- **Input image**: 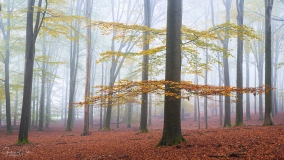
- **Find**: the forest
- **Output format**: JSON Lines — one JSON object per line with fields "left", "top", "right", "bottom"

{"left": 0, "top": 0, "right": 284, "bottom": 159}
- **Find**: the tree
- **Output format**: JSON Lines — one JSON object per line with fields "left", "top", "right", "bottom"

{"left": 222, "top": 0, "right": 232, "bottom": 127}
{"left": 263, "top": 0, "right": 273, "bottom": 126}
{"left": 157, "top": 0, "right": 185, "bottom": 146}
{"left": 82, "top": 0, "right": 92, "bottom": 136}
{"left": 235, "top": 0, "right": 244, "bottom": 126}
{"left": 38, "top": 34, "right": 47, "bottom": 131}
{"left": 140, "top": 0, "right": 151, "bottom": 133}
{"left": 245, "top": 43, "right": 251, "bottom": 120}
{"left": 66, "top": 0, "right": 82, "bottom": 132}
{"left": 18, "top": 0, "right": 47, "bottom": 144}
{"left": 0, "top": 0, "right": 13, "bottom": 134}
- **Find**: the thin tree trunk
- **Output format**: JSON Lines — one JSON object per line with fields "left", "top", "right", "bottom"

{"left": 140, "top": 0, "right": 151, "bottom": 133}
{"left": 13, "top": 90, "right": 19, "bottom": 126}
{"left": 66, "top": 0, "right": 81, "bottom": 131}
{"left": 148, "top": 94, "right": 152, "bottom": 126}
{"left": 127, "top": 102, "right": 132, "bottom": 128}
{"left": 0, "top": 0, "right": 13, "bottom": 134}
{"left": 246, "top": 50, "right": 251, "bottom": 120}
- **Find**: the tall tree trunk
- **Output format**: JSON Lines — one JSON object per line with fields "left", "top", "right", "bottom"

{"left": 235, "top": 0, "right": 244, "bottom": 126}
{"left": 66, "top": 0, "right": 81, "bottom": 131}
{"left": 1, "top": 0, "right": 12, "bottom": 134}
{"left": 223, "top": 0, "right": 232, "bottom": 127}
{"left": 39, "top": 35, "right": 47, "bottom": 131}
{"left": 204, "top": 50, "right": 208, "bottom": 129}
{"left": 140, "top": 0, "right": 151, "bottom": 133}
{"left": 18, "top": 0, "right": 46, "bottom": 144}
{"left": 211, "top": 0, "right": 224, "bottom": 127}
{"left": 264, "top": 0, "right": 273, "bottom": 126}
{"left": 82, "top": 0, "right": 92, "bottom": 136}
{"left": 157, "top": 0, "right": 184, "bottom": 146}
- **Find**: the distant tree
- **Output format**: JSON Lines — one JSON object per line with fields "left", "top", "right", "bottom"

{"left": 18, "top": 0, "right": 47, "bottom": 144}
{"left": 264, "top": 0, "right": 273, "bottom": 126}
{"left": 140, "top": 0, "right": 151, "bottom": 133}
{"left": 157, "top": 0, "right": 185, "bottom": 146}
{"left": 82, "top": 0, "right": 92, "bottom": 136}
{"left": 66, "top": 0, "right": 82, "bottom": 132}
{"left": 235, "top": 0, "right": 244, "bottom": 126}
{"left": 245, "top": 43, "right": 251, "bottom": 120}
{"left": 38, "top": 34, "right": 47, "bottom": 131}
{"left": 0, "top": 0, "right": 13, "bottom": 134}
{"left": 127, "top": 102, "right": 132, "bottom": 128}
{"left": 222, "top": 0, "right": 232, "bottom": 127}
{"left": 210, "top": 0, "right": 224, "bottom": 126}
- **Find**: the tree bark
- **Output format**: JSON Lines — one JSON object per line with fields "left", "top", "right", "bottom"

{"left": 18, "top": 0, "right": 46, "bottom": 144}
{"left": 82, "top": 0, "right": 92, "bottom": 136}
{"left": 245, "top": 48, "right": 251, "bottom": 120}
{"left": 1, "top": 0, "right": 12, "bottom": 134}
{"left": 140, "top": 0, "right": 151, "bottom": 133}
{"left": 235, "top": 0, "right": 244, "bottom": 126}
{"left": 66, "top": 0, "right": 81, "bottom": 132}
{"left": 157, "top": 0, "right": 185, "bottom": 146}
{"left": 264, "top": 0, "right": 274, "bottom": 126}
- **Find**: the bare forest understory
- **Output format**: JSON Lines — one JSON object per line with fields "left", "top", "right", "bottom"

{"left": 1, "top": 112, "right": 284, "bottom": 159}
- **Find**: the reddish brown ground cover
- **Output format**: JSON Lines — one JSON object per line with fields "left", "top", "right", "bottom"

{"left": 1, "top": 113, "right": 284, "bottom": 159}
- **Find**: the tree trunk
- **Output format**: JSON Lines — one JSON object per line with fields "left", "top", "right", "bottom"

{"left": 140, "top": 0, "right": 151, "bottom": 133}
{"left": 18, "top": 0, "right": 46, "bottom": 144}
{"left": 39, "top": 36, "right": 46, "bottom": 131}
{"left": 157, "top": 0, "right": 184, "bottom": 146}
{"left": 127, "top": 102, "right": 132, "bottom": 128}
{"left": 235, "top": 0, "right": 244, "bottom": 126}
{"left": 82, "top": 0, "right": 92, "bottom": 136}
{"left": 36, "top": 76, "right": 39, "bottom": 127}
{"left": 66, "top": 0, "right": 81, "bottom": 131}
{"left": 263, "top": 0, "right": 273, "bottom": 126}
{"left": 100, "top": 62, "right": 104, "bottom": 129}
{"left": 245, "top": 49, "right": 251, "bottom": 120}
{"left": 0, "top": 0, "right": 13, "bottom": 134}
{"left": 148, "top": 94, "right": 152, "bottom": 126}
{"left": 223, "top": 0, "right": 232, "bottom": 127}
{"left": 64, "top": 66, "right": 69, "bottom": 126}
{"left": 13, "top": 90, "right": 19, "bottom": 126}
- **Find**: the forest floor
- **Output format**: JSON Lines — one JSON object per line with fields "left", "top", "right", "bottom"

{"left": 1, "top": 112, "right": 284, "bottom": 159}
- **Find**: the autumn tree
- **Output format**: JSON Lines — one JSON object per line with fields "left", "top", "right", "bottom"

{"left": 157, "top": 0, "right": 185, "bottom": 146}
{"left": 82, "top": 0, "right": 92, "bottom": 136}
{"left": 140, "top": 0, "right": 151, "bottom": 133}
{"left": 66, "top": 0, "right": 82, "bottom": 132}
{"left": 235, "top": 0, "right": 244, "bottom": 126}
{"left": 263, "top": 0, "right": 273, "bottom": 126}
{"left": 18, "top": 0, "right": 47, "bottom": 144}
